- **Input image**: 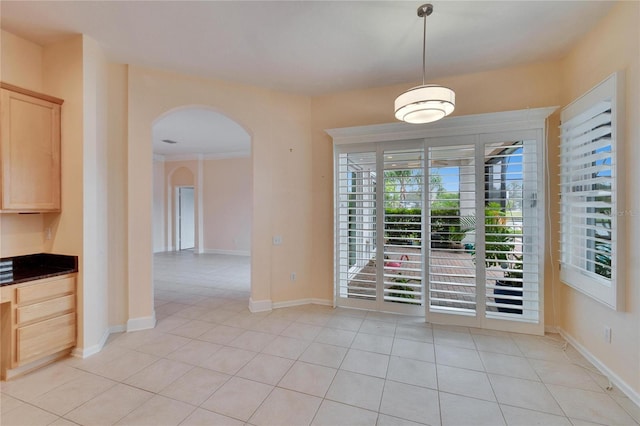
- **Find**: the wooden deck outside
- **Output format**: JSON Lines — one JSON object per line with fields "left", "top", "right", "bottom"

{"left": 347, "top": 246, "right": 503, "bottom": 310}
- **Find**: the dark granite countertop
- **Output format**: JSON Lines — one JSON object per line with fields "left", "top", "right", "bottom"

{"left": 0, "top": 253, "right": 78, "bottom": 286}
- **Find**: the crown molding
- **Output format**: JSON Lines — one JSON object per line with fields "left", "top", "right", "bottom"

{"left": 326, "top": 107, "right": 558, "bottom": 145}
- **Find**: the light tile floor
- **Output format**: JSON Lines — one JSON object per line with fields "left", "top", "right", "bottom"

{"left": 2, "top": 251, "right": 639, "bottom": 426}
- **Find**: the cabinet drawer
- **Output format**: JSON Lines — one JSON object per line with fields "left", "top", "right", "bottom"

{"left": 16, "top": 313, "right": 76, "bottom": 365}
{"left": 16, "top": 276, "right": 74, "bottom": 305}
{"left": 1, "top": 286, "right": 14, "bottom": 303}
{"left": 16, "top": 294, "right": 75, "bottom": 325}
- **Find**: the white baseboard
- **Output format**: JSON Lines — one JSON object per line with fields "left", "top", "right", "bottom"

{"left": 109, "top": 324, "right": 126, "bottom": 334}
{"left": 127, "top": 313, "right": 157, "bottom": 332}
{"left": 68, "top": 317, "right": 155, "bottom": 360}
{"left": 558, "top": 327, "right": 640, "bottom": 408}
{"left": 311, "top": 298, "right": 333, "bottom": 306}
{"left": 249, "top": 298, "right": 273, "bottom": 313}
{"left": 272, "top": 298, "right": 333, "bottom": 309}
{"left": 71, "top": 327, "right": 110, "bottom": 358}
{"left": 202, "top": 249, "right": 250, "bottom": 256}
{"left": 249, "top": 298, "right": 333, "bottom": 312}
{"left": 71, "top": 324, "right": 127, "bottom": 358}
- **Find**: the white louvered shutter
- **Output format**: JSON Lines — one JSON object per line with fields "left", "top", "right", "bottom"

{"left": 560, "top": 73, "right": 622, "bottom": 309}
{"left": 336, "top": 151, "right": 377, "bottom": 302}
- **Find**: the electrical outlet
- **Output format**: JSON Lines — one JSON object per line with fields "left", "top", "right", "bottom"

{"left": 290, "top": 272, "right": 296, "bottom": 281}
{"left": 45, "top": 227, "right": 52, "bottom": 240}
{"left": 273, "top": 235, "right": 283, "bottom": 245}
{"left": 604, "top": 326, "right": 612, "bottom": 343}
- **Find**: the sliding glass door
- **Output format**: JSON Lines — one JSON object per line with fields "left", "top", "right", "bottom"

{"left": 335, "top": 142, "right": 425, "bottom": 315}
{"left": 334, "top": 129, "right": 544, "bottom": 333}
{"left": 426, "top": 139, "right": 477, "bottom": 316}
{"left": 381, "top": 147, "right": 425, "bottom": 314}
{"left": 425, "top": 132, "right": 543, "bottom": 334}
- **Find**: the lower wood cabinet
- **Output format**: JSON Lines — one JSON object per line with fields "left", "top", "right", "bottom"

{"left": 17, "top": 313, "right": 76, "bottom": 365}
{"left": 0, "top": 273, "right": 77, "bottom": 379}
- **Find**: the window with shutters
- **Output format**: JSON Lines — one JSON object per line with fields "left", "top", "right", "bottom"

{"left": 560, "top": 72, "right": 624, "bottom": 310}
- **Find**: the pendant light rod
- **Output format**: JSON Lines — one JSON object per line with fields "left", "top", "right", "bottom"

{"left": 418, "top": 4, "right": 433, "bottom": 86}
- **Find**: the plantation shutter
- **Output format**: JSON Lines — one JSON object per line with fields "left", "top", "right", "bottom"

{"left": 382, "top": 148, "right": 425, "bottom": 307}
{"left": 483, "top": 140, "right": 540, "bottom": 322}
{"left": 559, "top": 73, "right": 621, "bottom": 310}
{"left": 335, "top": 150, "right": 377, "bottom": 303}
{"left": 427, "top": 144, "right": 477, "bottom": 315}
{"left": 330, "top": 106, "right": 553, "bottom": 333}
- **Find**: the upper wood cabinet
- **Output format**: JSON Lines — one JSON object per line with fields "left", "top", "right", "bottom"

{"left": 0, "top": 83, "right": 63, "bottom": 212}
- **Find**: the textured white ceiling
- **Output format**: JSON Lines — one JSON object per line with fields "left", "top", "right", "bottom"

{"left": 1, "top": 1, "right": 614, "bottom": 155}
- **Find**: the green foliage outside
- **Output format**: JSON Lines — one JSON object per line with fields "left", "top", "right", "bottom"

{"left": 430, "top": 193, "right": 464, "bottom": 243}
{"left": 384, "top": 205, "right": 464, "bottom": 245}
{"left": 385, "top": 207, "right": 421, "bottom": 245}
{"left": 480, "top": 202, "right": 520, "bottom": 269}
{"left": 387, "top": 284, "right": 417, "bottom": 303}
{"left": 594, "top": 242, "right": 611, "bottom": 279}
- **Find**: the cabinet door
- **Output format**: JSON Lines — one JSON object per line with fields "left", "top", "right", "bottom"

{"left": 16, "top": 313, "right": 76, "bottom": 365}
{"left": 0, "top": 88, "right": 61, "bottom": 211}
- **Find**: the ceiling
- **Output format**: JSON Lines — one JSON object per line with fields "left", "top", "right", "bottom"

{"left": 1, "top": 1, "right": 614, "bottom": 156}
{"left": 152, "top": 108, "right": 250, "bottom": 158}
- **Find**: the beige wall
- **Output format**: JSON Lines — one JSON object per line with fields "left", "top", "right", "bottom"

{"left": 170, "top": 164, "right": 196, "bottom": 186}
{"left": 41, "top": 36, "right": 84, "bottom": 258}
{"left": 558, "top": 1, "right": 640, "bottom": 396}
{"left": 40, "top": 36, "right": 86, "bottom": 347}
{"left": 107, "top": 63, "right": 129, "bottom": 328}
{"left": 79, "top": 36, "right": 110, "bottom": 350}
{"left": 1, "top": 30, "right": 43, "bottom": 90}
{"left": 0, "top": 215, "right": 45, "bottom": 257}
{"left": 153, "top": 158, "right": 165, "bottom": 253}
{"left": 41, "top": 35, "right": 111, "bottom": 352}
{"left": 154, "top": 157, "right": 251, "bottom": 255}
{"left": 202, "top": 157, "right": 251, "bottom": 254}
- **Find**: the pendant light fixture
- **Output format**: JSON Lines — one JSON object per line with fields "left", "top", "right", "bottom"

{"left": 394, "top": 4, "right": 455, "bottom": 124}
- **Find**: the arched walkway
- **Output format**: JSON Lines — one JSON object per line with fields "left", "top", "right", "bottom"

{"left": 151, "top": 106, "right": 253, "bottom": 309}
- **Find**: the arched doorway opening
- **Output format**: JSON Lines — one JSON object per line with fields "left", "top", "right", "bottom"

{"left": 151, "top": 106, "right": 252, "bottom": 311}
